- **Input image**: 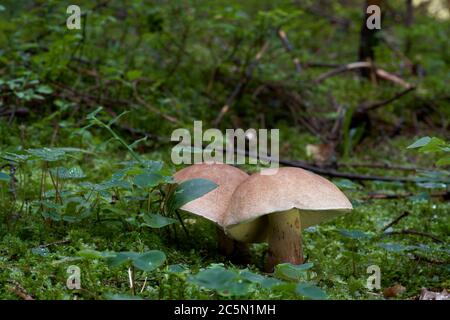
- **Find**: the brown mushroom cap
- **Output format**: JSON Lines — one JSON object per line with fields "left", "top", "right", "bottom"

{"left": 173, "top": 162, "right": 249, "bottom": 225}
{"left": 223, "top": 167, "right": 353, "bottom": 242}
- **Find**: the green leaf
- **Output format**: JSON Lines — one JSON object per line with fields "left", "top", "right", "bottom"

{"left": 0, "top": 172, "right": 10, "bottom": 182}
{"left": 133, "top": 173, "right": 163, "bottom": 188}
{"left": 32, "top": 247, "right": 50, "bottom": 257}
{"left": 78, "top": 249, "right": 116, "bottom": 260}
{"left": 126, "top": 70, "right": 143, "bottom": 81}
{"left": 52, "top": 167, "right": 86, "bottom": 179}
{"left": 36, "top": 85, "right": 53, "bottom": 94}
{"left": 41, "top": 211, "right": 62, "bottom": 221}
{"left": 27, "top": 148, "right": 66, "bottom": 162}
{"left": 407, "top": 136, "right": 431, "bottom": 149}
{"left": 378, "top": 242, "right": 414, "bottom": 252}
{"left": 436, "top": 156, "right": 450, "bottom": 167}
{"left": 239, "top": 270, "right": 283, "bottom": 289}
{"left": 339, "top": 229, "right": 372, "bottom": 240}
{"left": 133, "top": 250, "right": 166, "bottom": 272}
{"left": 142, "top": 214, "right": 177, "bottom": 228}
{"left": 296, "top": 282, "right": 328, "bottom": 300}
{"left": 168, "top": 264, "right": 189, "bottom": 273}
{"left": 275, "top": 263, "right": 314, "bottom": 281}
{"left": 333, "top": 179, "right": 361, "bottom": 190}
{"left": 171, "top": 178, "right": 218, "bottom": 210}
{"left": 104, "top": 293, "right": 144, "bottom": 300}
{"left": 189, "top": 267, "right": 236, "bottom": 289}
{"left": 188, "top": 266, "right": 246, "bottom": 295}
{"left": 107, "top": 252, "right": 140, "bottom": 268}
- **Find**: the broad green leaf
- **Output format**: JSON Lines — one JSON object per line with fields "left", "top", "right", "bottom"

{"left": 189, "top": 266, "right": 237, "bottom": 291}
{"left": 171, "top": 178, "right": 218, "bottom": 210}
{"left": 0, "top": 172, "right": 10, "bottom": 182}
{"left": 27, "top": 148, "right": 66, "bottom": 162}
{"left": 436, "top": 157, "right": 450, "bottom": 166}
{"left": 133, "top": 250, "right": 166, "bottom": 272}
{"left": 407, "top": 136, "right": 431, "bottom": 149}
{"left": 275, "top": 263, "right": 314, "bottom": 281}
{"left": 107, "top": 251, "right": 140, "bottom": 268}
{"left": 339, "top": 229, "right": 372, "bottom": 240}
{"left": 41, "top": 211, "right": 61, "bottom": 221}
{"left": 32, "top": 247, "right": 50, "bottom": 257}
{"left": 333, "top": 179, "right": 361, "bottom": 190}
{"left": 168, "top": 264, "right": 189, "bottom": 273}
{"left": 296, "top": 282, "right": 328, "bottom": 300}
{"left": 78, "top": 249, "right": 116, "bottom": 260}
{"left": 36, "top": 85, "right": 53, "bottom": 94}
{"left": 239, "top": 270, "right": 283, "bottom": 289}
{"left": 133, "top": 173, "right": 163, "bottom": 188}
{"left": 142, "top": 214, "right": 177, "bottom": 228}
{"left": 126, "top": 70, "right": 142, "bottom": 81}
{"left": 378, "top": 242, "right": 414, "bottom": 252}
{"left": 52, "top": 167, "right": 86, "bottom": 179}
{"left": 104, "top": 293, "right": 144, "bottom": 300}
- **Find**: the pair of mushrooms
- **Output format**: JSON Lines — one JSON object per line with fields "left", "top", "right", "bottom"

{"left": 174, "top": 163, "right": 352, "bottom": 272}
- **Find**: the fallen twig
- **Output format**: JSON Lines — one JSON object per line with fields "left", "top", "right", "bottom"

{"left": 413, "top": 254, "right": 447, "bottom": 265}
{"left": 364, "top": 192, "right": 448, "bottom": 201}
{"left": 381, "top": 211, "right": 410, "bottom": 231}
{"left": 358, "top": 87, "right": 416, "bottom": 113}
{"left": 382, "top": 229, "right": 444, "bottom": 243}
{"left": 277, "top": 29, "right": 302, "bottom": 73}
{"left": 339, "top": 162, "right": 423, "bottom": 172}
{"left": 7, "top": 280, "right": 34, "bottom": 300}
{"left": 315, "top": 61, "right": 413, "bottom": 89}
{"left": 39, "top": 239, "right": 70, "bottom": 248}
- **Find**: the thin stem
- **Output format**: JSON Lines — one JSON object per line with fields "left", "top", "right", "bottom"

{"left": 265, "top": 208, "right": 303, "bottom": 272}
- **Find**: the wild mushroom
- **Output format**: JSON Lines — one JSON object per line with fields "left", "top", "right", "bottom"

{"left": 174, "top": 162, "right": 250, "bottom": 262}
{"left": 222, "top": 167, "right": 353, "bottom": 272}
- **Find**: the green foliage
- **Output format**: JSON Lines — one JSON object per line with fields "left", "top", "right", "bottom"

{"left": 408, "top": 137, "right": 450, "bottom": 167}
{"left": 0, "top": 0, "right": 449, "bottom": 301}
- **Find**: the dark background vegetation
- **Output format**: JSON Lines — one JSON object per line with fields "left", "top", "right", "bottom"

{"left": 0, "top": 0, "right": 448, "bottom": 300}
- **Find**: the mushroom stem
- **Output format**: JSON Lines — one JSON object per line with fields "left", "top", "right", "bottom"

{"left": 217, "top": 227, "right": 251, "bottom": 264}
{"left": 265, "top": 208, "right": 303, "bottom": 272}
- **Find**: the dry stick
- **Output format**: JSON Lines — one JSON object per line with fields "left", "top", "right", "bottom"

{"left": 224, "top": 147, "right": 436, "bottom": 183}
{"left": 364, "top": 192, "right": 448, "bottom": 201}
{"left": 7, "top": 280, "right": 34, "bottom": 300}
{"left": 339, "top": 162, "right": 423, "bottom": 171}
{"left": 358, "top": 87, "right": 415, "bottom": 113}
{"left": 413, "top": 254, "right": 447, "bottom": 265}
{"left": 277, "top": 29, "right": 302, "bottom": 73}
{"left": 39, "top": 239, "right": 71, "bottom": 248}
{"left": 315, "top": 61, "right": 413, "bottom": 89}
{"left": 382, "top": 229, "right": 444, "bottom": 243}
{"left": 381, "top": 211, "right": 410, "bottom": 231}
{"left": 213, "top": 41, "right": 269, "bottom": 126}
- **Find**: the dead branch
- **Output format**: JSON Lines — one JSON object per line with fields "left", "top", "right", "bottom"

{"left": 39, "top": 239, "right": 70, "bottom": 248}
{"left": 364, "top": 192, "right": 448, "bottom": 201}
{"left": 315, "top": 61, "right": 413, "bottom": 89}
{"left": 7, "top": 280, "right": 34, "bottom": 300}
{"left": 382, "top": 229, "right": 444, "bottom": 243}
{"left": 315, "top": 61, "right": 372, "bottom": 83}
{"left": 338, "top": 162, "right": 423, "bottom": 171}
{"left": 357, "top": 87, "right": 415, "bottom": 113}
{"left": 277, "top": 29, "right": 302, "bottom": 73}
{"left": 381, "top": 211, "right": 410, "bottom": 231}
{"left": 229, "top": 147, "right": 443, "bottom": 183}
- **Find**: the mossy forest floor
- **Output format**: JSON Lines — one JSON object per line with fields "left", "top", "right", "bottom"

{"left": 1, "top": 131, "right": 448, "bottom": 300}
